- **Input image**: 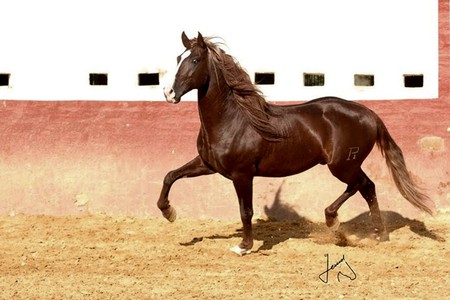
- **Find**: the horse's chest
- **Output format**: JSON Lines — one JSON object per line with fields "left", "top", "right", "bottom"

{"left": 197, "top": 133, "right": 253, "bottom": 176}
{"left": 197, "top": 140, "right": 230, "bottom": 173}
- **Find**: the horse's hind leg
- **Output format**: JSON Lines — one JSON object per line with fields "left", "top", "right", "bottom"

{"left": 324, "top": 184, "right": 359, "bottom": 231}
{"left": 325, "top": 164, "right": 366, "bottom": 231}
{"left": 326, "top": 166, "right": 389, "bottom": 241}
{"left": 359, "top": 174, "right": 389, "bottom": 241}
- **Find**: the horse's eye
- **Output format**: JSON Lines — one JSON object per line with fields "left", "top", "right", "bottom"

{"left": 192, "top": 58, "right": 199, "bottom": 64}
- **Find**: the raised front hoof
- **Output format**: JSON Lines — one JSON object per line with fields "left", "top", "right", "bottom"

{"left": 162, "top": 206, "right": 177, "bottom": 222}
{"left": 230, "top": 245, "right": 252, "bottom": 256}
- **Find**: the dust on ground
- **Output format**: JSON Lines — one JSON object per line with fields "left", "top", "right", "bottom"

{"left": 0, "top": 211, "right": 449, "bottom": 299}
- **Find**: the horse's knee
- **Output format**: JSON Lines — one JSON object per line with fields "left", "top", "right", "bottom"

{"left": 163, "top": 171, "right": 176, "bottom": 187}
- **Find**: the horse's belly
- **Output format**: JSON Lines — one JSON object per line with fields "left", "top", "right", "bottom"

{"left": 256, "top": 153, "right": 324, "bottom": 177}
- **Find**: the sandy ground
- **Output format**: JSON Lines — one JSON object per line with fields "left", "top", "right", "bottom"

{"left": 0, "top": 211, "right": 449, "bottom": 299}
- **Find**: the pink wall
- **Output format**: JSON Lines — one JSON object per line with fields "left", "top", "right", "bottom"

{"left": 0, "top": 0, "right": 448, "bottom": 221}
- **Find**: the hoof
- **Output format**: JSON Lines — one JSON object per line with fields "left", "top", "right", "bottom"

{"left": 328, "top": 217, "right": 340, "bottom": 232}
{"left": 162, "top": 206, "right": 177, "bottom": 222}
{"left": 230, "top": 245, "right": 252, "bottom": 256}
{"left": 373, "top": 230, "right": 390, "bottom": 242}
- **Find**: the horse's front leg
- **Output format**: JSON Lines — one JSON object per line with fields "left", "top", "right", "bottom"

{"left": 230, "top": 174, "right": 254, "bottom": 256}
{"left": 157, "top": 155, "right": 215, "bottom": 222}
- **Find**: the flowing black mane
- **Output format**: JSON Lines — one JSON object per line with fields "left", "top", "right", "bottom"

{"left": 197, "top": 37, "right": 286, "bottom": 142}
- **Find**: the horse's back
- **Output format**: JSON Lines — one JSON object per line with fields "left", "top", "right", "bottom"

{"left": 290, "top": 96, "right": 378, "bottom": 130}
{"left": 274, "top": 96, "right": 378, "bottom": 133}
{"left": 298, "top": 96, "right": 375, "bottom": 115}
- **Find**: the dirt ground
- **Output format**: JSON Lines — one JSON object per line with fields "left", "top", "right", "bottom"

{"left": 0, "top": 211, "right": 448, "bottom": 299}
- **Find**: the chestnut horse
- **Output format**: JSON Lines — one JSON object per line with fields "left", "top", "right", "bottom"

{"left": 159, "top": 32, "right": 433, "bottom": 255}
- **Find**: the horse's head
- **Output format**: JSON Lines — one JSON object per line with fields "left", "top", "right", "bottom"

{"left": 164, "top": 32, "right": 209, "bottom": 104}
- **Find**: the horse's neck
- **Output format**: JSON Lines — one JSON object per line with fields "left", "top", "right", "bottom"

{"left": 197, "top": 76, "right": 240, "bottom": 138}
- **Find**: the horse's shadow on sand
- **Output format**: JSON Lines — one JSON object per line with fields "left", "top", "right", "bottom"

{"left": 180, "top": 185, "right": 445, "bottom": 251}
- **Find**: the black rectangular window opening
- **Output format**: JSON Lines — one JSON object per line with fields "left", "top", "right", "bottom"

{"left": 404, "top": 74, "right": 424, "bottom": 88}
{"left": 89, "top": 73, "right": 108, "bottom": 86}
{"left": 354, "top": 74, "right": 375, "bottom": 87}
{"left": 304, "top": 73, "right": 325, "bottom": 86}
{"left": 138, "top": 73, "right": 160, "bottom": 86}
{"left": 0, "top": 73, "right": 10, "bottom": 86}
{"left": 255, "top": 72, "right": 275, "bottom": 85}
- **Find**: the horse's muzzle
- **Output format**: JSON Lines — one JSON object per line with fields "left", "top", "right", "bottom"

{"left": 163, "top": 87, "right": 179, "bottom": 104}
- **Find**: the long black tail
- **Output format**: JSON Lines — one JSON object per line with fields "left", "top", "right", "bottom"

{"left": 375, "top": 117, "right": 434, "bottom": 215}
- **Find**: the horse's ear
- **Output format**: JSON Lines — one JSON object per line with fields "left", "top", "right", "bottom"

{"left": 181, "top": 31, "right": 191, "bottom": 49}
{"left": 197, "top": 32, "right": 206, "bottom": 49}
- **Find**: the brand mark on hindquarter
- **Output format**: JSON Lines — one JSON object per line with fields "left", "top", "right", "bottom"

{"left": 347, "top": 147, "right": 360, "bottom": 160}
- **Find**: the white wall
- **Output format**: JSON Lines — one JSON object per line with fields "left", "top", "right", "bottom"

{"left": 0, "top": 0, "right": 438, "bottom": 101}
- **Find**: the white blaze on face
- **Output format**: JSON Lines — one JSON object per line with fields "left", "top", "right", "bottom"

{"left": 163, "top": 49, "right": 191, "bottom": 103}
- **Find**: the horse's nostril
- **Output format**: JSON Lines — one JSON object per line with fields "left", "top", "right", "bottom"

{"left": 164, "top": 87, "right": 173, "bottom": 96}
